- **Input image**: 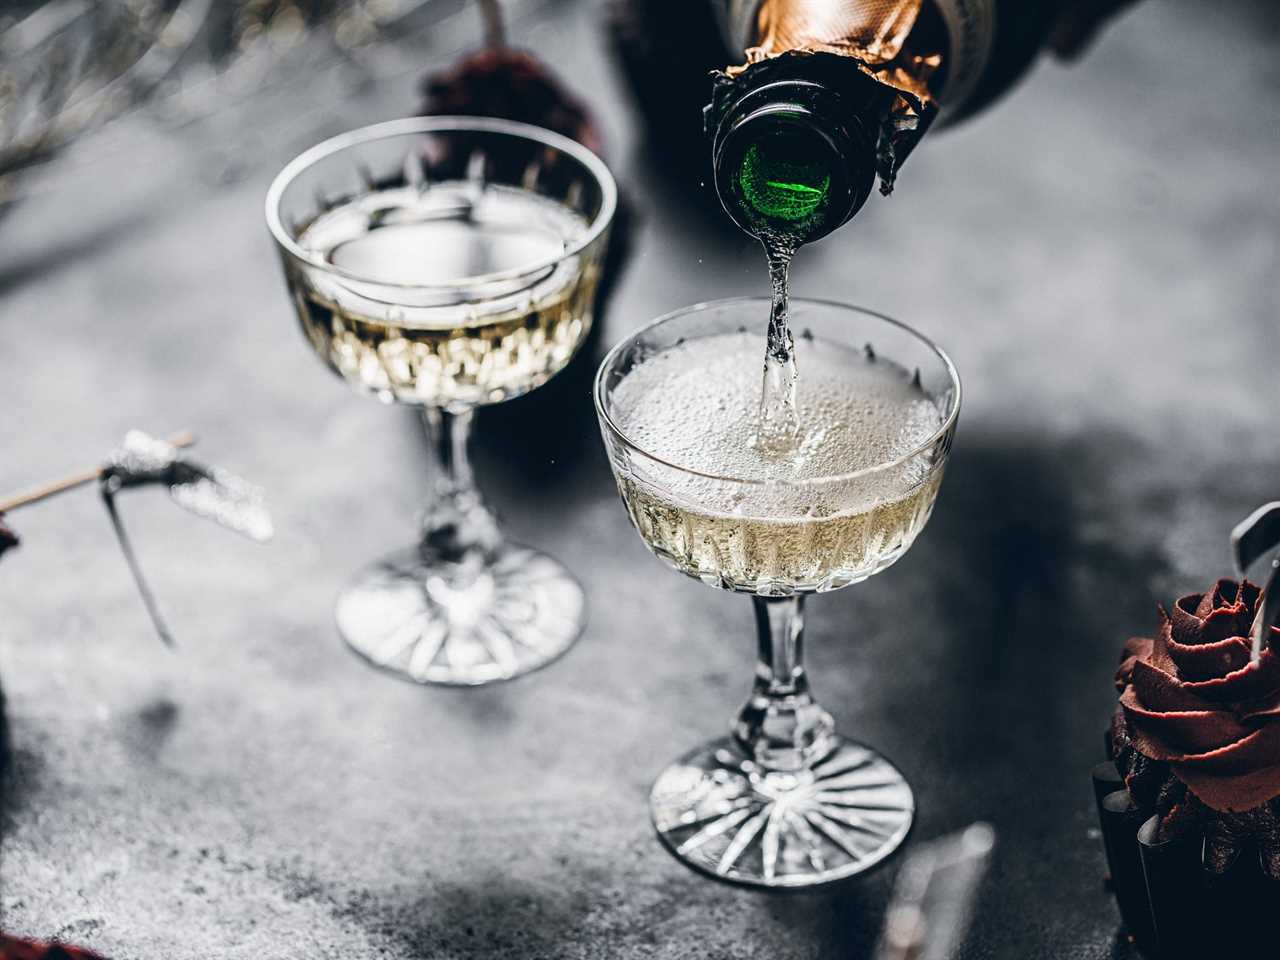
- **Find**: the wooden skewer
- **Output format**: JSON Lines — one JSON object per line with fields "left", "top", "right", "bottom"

{"left": 0, "top": 430, "right": 196, "bottom": 514}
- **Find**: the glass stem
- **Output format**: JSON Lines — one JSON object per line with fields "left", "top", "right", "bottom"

{"left": 419, "top": 407, "right": 502, "bottom": 564}
{"left": 734, "top": 596, "right": 836, "bottom": 772}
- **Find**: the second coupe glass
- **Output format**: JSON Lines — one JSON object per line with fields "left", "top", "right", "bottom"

{"left": 267, "top": 117, "right": 616, "bottom": 685}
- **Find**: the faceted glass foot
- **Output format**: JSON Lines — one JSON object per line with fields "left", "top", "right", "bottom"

{"left": 650, "top": 736, "right": 914, "bottom": 888}
{"left": 335, "top": 544, "right": 584, "bottom": 685}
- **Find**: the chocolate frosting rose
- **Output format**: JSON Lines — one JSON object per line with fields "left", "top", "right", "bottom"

{"left": 1110, "top": 578, "right": 1280, "bottom": 878}
{"left": 1113, "top": 578, "right": 1280, "bottom": 813}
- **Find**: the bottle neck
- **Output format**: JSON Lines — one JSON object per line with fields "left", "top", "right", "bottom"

{"left": 714, "top": 0, "right": 998, "bottom": 116}
{"left": 709, "top": 77, "right": 878, "bottom": 244}
{"left": 715, "top": 0, "right": 1059, "bottom": 126}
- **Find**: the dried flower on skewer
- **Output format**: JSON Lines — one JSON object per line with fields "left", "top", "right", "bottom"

{"left": 0, "top": 429, "right": 272, "bottom": 646}
{"left": 98, "top": 430, "right": 273, "bottom": 646}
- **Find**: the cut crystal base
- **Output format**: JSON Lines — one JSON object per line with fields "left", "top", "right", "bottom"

{"left": 650, "top": 736, "right": 913, "bottom": 888}
{"left": 335, "top": 543, "right": 584, "bottom": 685}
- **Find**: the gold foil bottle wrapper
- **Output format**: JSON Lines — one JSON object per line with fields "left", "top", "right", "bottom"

{"left": 730, "top": 0, "right": 939, "bottom": 104}
{"left": 105, "top": 430, "right": 273, "bottom": 542}
{"left": 751, "top": 0, "right": 922, "bottom": 66}
{"left": 718, "top": 0, "right": 941, "bottom": 194}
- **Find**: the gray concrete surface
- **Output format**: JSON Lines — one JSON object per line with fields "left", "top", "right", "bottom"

{"left": 1, "top": 1, "right": 1278, "bottom": 956}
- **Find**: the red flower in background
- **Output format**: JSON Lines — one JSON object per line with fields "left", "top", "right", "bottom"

{"left": 421, "top": 46, "right": 602, "bottom": 157}
{"left": 0, "top": 934, "right": 105, "bottom": 960}
{"left": 417, "top": 0, "right": 601, "bottom": 155}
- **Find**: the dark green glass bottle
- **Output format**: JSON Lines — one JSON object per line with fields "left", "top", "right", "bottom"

{"left": 707, "top": 61, "right": 894, "bottom": 245}
{"left": 705, "top": 1, "right": 1061, "bottom": 246}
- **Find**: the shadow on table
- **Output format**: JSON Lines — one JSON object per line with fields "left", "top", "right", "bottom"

{"left": 120, "top": 696, "right": 181, "bottom": 764}
{"left": 0, "top": 677, "right": 43, "bottom": 848}
{"left": 0, "top": 678, "right": 11, "bottom": 849}
{"left": 773, "top": 881, "right": 890, "bottom": 957}
{"left": 916, "top": 425, "right": 1168, "bottom": 775}
{"left": 748, "top": 428, "right": 1185, "bottom": 954}
{"left": 798, "top": 427, "right": 1168, "bottom": 955}
{"left": 398, "top": 304, "right": 612, "bottom": 517}
{"left": 357, "top": 876, "right": 599, "bottom": 960}
{"left": 472, "top": 324, "right": 613, "bottom": 494}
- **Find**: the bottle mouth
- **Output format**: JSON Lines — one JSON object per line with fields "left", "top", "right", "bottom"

{"left": 738, "top": 127, "right": 834, "bottom": 223}
{"left": 712, "top": 83, "right": 875, "bottom": 243}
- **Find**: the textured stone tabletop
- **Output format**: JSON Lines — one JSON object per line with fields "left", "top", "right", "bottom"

{"left": 1, "top": 1, "right": 1278, "bottom": 957}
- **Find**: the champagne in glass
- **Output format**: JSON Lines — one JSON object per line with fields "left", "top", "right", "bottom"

{"left": 293, "top": 183, "right": 599, "bottom": 407}
{"left": 596, "top": 298, "right": 959, "bottom": 887}
{"left": 268, "top": 118, "right": 615, "bottom": 686}
{"left": 611, "top": 329, "right": 943, "bottom": 591}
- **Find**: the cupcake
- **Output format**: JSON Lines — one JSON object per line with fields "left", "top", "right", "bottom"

{"left": 1097, "top": 578, "right": 1280, "bottom": 956}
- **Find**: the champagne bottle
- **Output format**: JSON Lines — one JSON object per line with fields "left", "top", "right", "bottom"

{"left": 707, "top": 0, "right": 1062, "bottom": 242}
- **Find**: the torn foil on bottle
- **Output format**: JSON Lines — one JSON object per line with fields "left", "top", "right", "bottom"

{"left": 750, "top": 0, "right": 921, "bottom": 59}
{"left": 716, "top": 0, "right": 941, "bottom": 195}
{"left": 100, "top": 430, "right": 273, "bottom": 646}
{"left": 708, "top": 50, "right": 936, "bottom": 196}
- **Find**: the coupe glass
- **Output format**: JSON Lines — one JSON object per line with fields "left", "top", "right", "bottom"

{"left": 595, "top": 298, "right": 960, "bottom": 887}
{"left": 267, "top": 117, "right": 616, "bottom": 685}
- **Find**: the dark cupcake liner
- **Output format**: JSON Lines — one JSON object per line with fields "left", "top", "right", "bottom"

{"left": 1134, "top": 813, "right": 1201, "bottom": 957}
{"left": 1091, "top": 765, "right": 1280, "bottom": 957}
{"left": 1092, "top": 760, "right": 1123, "bottom": 808}
{"left": 1098, "top": 786, "right": 1155, "bottom": 947}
